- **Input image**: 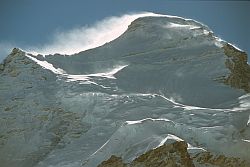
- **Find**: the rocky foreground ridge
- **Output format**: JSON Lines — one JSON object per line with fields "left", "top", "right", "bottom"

{"left": 98, "top": 141, "right": 249, "bottom": 167}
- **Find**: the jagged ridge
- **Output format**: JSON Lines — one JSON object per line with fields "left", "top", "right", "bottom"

{"left": 98, "top": 141, "right": 249, "bottom": 167}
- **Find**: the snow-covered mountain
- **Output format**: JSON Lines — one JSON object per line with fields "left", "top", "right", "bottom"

{"left": 0, "top": 14, "right": 250, "bottom": 167}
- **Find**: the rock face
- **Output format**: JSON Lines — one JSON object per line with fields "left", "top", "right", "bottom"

{"left": 0, "top": 48, "right": 89, "bottom": 167}
{"left": 98, "top": 141, "right": 249, "bottom": 167}
{"left": 98, "top": 141, "right": 194, "bottom": 167}
{"left": 97, "top": 156, "right": 126, "bottom": 167}
{"left": 1, "top": 14, "right": 250, "bottom": 167}
{"left": 131, "top": 141, "right": 194, "bottom": 167}
{"left": 223, "top": 43, "right": 250, "bottom": 92}
{"left": 193, "top": 152, "right": 249, "bottom": 167}
{"left": 0, "top": 48, "right": 27, "bottom": 77}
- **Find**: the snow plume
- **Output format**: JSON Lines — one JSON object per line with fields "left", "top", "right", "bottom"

{"left": 27, "top": 12, "right": 160, "bottom": 56}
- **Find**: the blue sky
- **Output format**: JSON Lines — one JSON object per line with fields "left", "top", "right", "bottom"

{"left": 0, "top": 0, "right": 249, "bottom": 61}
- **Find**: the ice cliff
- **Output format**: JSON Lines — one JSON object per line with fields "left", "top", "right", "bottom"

{"left": 0, "top": 14, "right": 250, "bottom": 167}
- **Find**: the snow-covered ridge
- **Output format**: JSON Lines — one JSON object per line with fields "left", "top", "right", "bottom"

{"left": 22, "top": 12, "right": 224, "bottom": 77}
{"left": 65, "top": 65, "right": 128, "bottom": 81}
{"left": 26, "top": 12, "right": 164, "bottom": 56}
{"left": 26, "top": 54, "right": 65, "bottom": 74}
{"left": 26, "top": 53, "right": 128, "bottom": 85}
{"left": 24, "top": 12, "right": 220, "bottom": 57}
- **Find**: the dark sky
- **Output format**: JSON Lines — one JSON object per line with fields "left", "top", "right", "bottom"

{"left": 0, "top": 0, "right": 249, "bottom": 61}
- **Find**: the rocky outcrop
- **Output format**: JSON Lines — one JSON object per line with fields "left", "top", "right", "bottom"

{"left": 98, "top": 141, "right": 194, "bottom": 167}
{"left": 131, "top": 141, "right": 194, "bottom": 167}
{"left": 0, "top": 48, "right": 32, "bottom": 77}
{"left": 98, "top": 141, "right": 249, "bottom": 167}
{"left": 193, "top": 152, "right": 249, "bottom": 167}
{"left": 223, "top": 43, "right": 250, "bottom": 92}
{"left": 97, "top": 156, "right": 126, "bottom": 167}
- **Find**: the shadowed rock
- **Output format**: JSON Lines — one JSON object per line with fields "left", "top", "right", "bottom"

{"left": 98, "top": 141, "right": 249, "bottom": 167}
{"left": 223, "top": 43, "right": 250, "bottom": 92}
{"left": 193, "top": 152, "right": 249, "bottom": 167}
{"left": 97, "top": 155, "right": 126, "bottom": 167}
{"left": 98, "top": 141, "right": 195, "bottom": 167}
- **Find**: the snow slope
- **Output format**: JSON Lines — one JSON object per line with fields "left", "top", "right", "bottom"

{"left": 0, "top": 14, "right": 250, "bottom": 167}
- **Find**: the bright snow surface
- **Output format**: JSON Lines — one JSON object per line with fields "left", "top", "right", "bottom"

{"left": 0, "top": 13, "right": 250, "bottom": 167}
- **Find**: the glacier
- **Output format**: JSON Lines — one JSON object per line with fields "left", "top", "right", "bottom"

{"left": 0, "top": 13, "right": 250, "bottom": 167}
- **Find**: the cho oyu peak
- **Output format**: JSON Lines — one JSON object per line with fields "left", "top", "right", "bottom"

{"left": 0, "top": 14, "right": 250, "bottom": 167}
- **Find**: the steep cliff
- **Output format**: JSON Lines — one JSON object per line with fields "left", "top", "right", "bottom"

{"left": 223, "top": 43, "right": 250, "bottom": 92}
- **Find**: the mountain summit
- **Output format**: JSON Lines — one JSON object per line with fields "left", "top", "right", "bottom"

{"left": 0, "top": 14, "right": 250, "bottom": 167}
